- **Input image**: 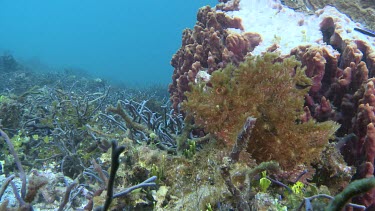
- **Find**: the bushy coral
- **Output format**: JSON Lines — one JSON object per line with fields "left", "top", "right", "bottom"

{"left": 183, "top": 53, "right": 339, "bottom": 169}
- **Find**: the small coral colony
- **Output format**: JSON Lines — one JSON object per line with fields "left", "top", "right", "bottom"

{"left": 1, "top": 0, "right": 375, "bottom": 210}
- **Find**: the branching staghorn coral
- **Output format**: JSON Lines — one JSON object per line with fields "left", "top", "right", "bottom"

{"left": 183, "top": 52, "right": 340, "bottom": 169}
{"left": 106, "top": 100, "right": 176, "bottom": 151}
{"left": 105, "top": 99, "right": 192, "bottom": 153}
{"left": 0, "top": 58, "right": 169, "bottom": 209}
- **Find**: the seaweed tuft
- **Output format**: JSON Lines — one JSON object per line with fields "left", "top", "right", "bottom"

{"left": 183, "top": 53, "right": 339, "bottom": 169}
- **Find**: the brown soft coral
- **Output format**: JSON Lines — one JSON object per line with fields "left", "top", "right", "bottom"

{"left": 183, "top": 53, "right": 339, "bottom": 170}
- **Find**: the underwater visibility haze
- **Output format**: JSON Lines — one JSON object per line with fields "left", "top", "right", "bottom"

{"left": 1, "top": 0, "right": 375, "bottom": 210}
{"left": 0, "top": 0, "right": 217, "bottom": 85}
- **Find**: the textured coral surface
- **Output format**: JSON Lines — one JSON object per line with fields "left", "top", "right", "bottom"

{"left": 283, "top": 0, "right": 375, "bottom": 30}
{"left": 168, "top": 4, "right": 259, "bottom": 111}
{"left": 169, "top": 0, "right": 375, "bottom": 207}
{"left": 183, "top": 53, "right": 339, "bottom": 170}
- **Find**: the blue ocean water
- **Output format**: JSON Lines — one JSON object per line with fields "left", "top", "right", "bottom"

{"left": 0, "top": 0, "right": 217, "bottom": 86}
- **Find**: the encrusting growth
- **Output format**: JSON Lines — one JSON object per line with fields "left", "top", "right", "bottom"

{"left": 183, "top": 53, "right": 340, "bottom": 169}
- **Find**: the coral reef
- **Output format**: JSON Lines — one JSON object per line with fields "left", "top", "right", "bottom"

{"left": 0, "top": 97, "right": 22, "bottom": 130}
{"left": 0, "top": 53, "right": 19, "bottom": 73}
{"left": 327, "top": 177, "right": 375, "bottom": 210}
{"left": 283, "top": 0, "right": 375, "bottom": 31}
{"left": 168, "top": 3, "right": 261, "bottom": 111}
{"left": 183, "top": 53, "right": 339, "bottom": 170}
{"left": 168, "top": 0, "right": 375, "bottom": 112}
{"left": 2, "top": 0, "right": 375, "bottom": 210}
{"left": 170, "top": 0, "right": 375, "bottom": 209}
{"left": 0, "top": 59, "right": 172, "bottom": 210}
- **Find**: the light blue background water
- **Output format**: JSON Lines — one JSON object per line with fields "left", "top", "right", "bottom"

{"left": 0, "top": 0, "right": 217, "bottom": 86}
